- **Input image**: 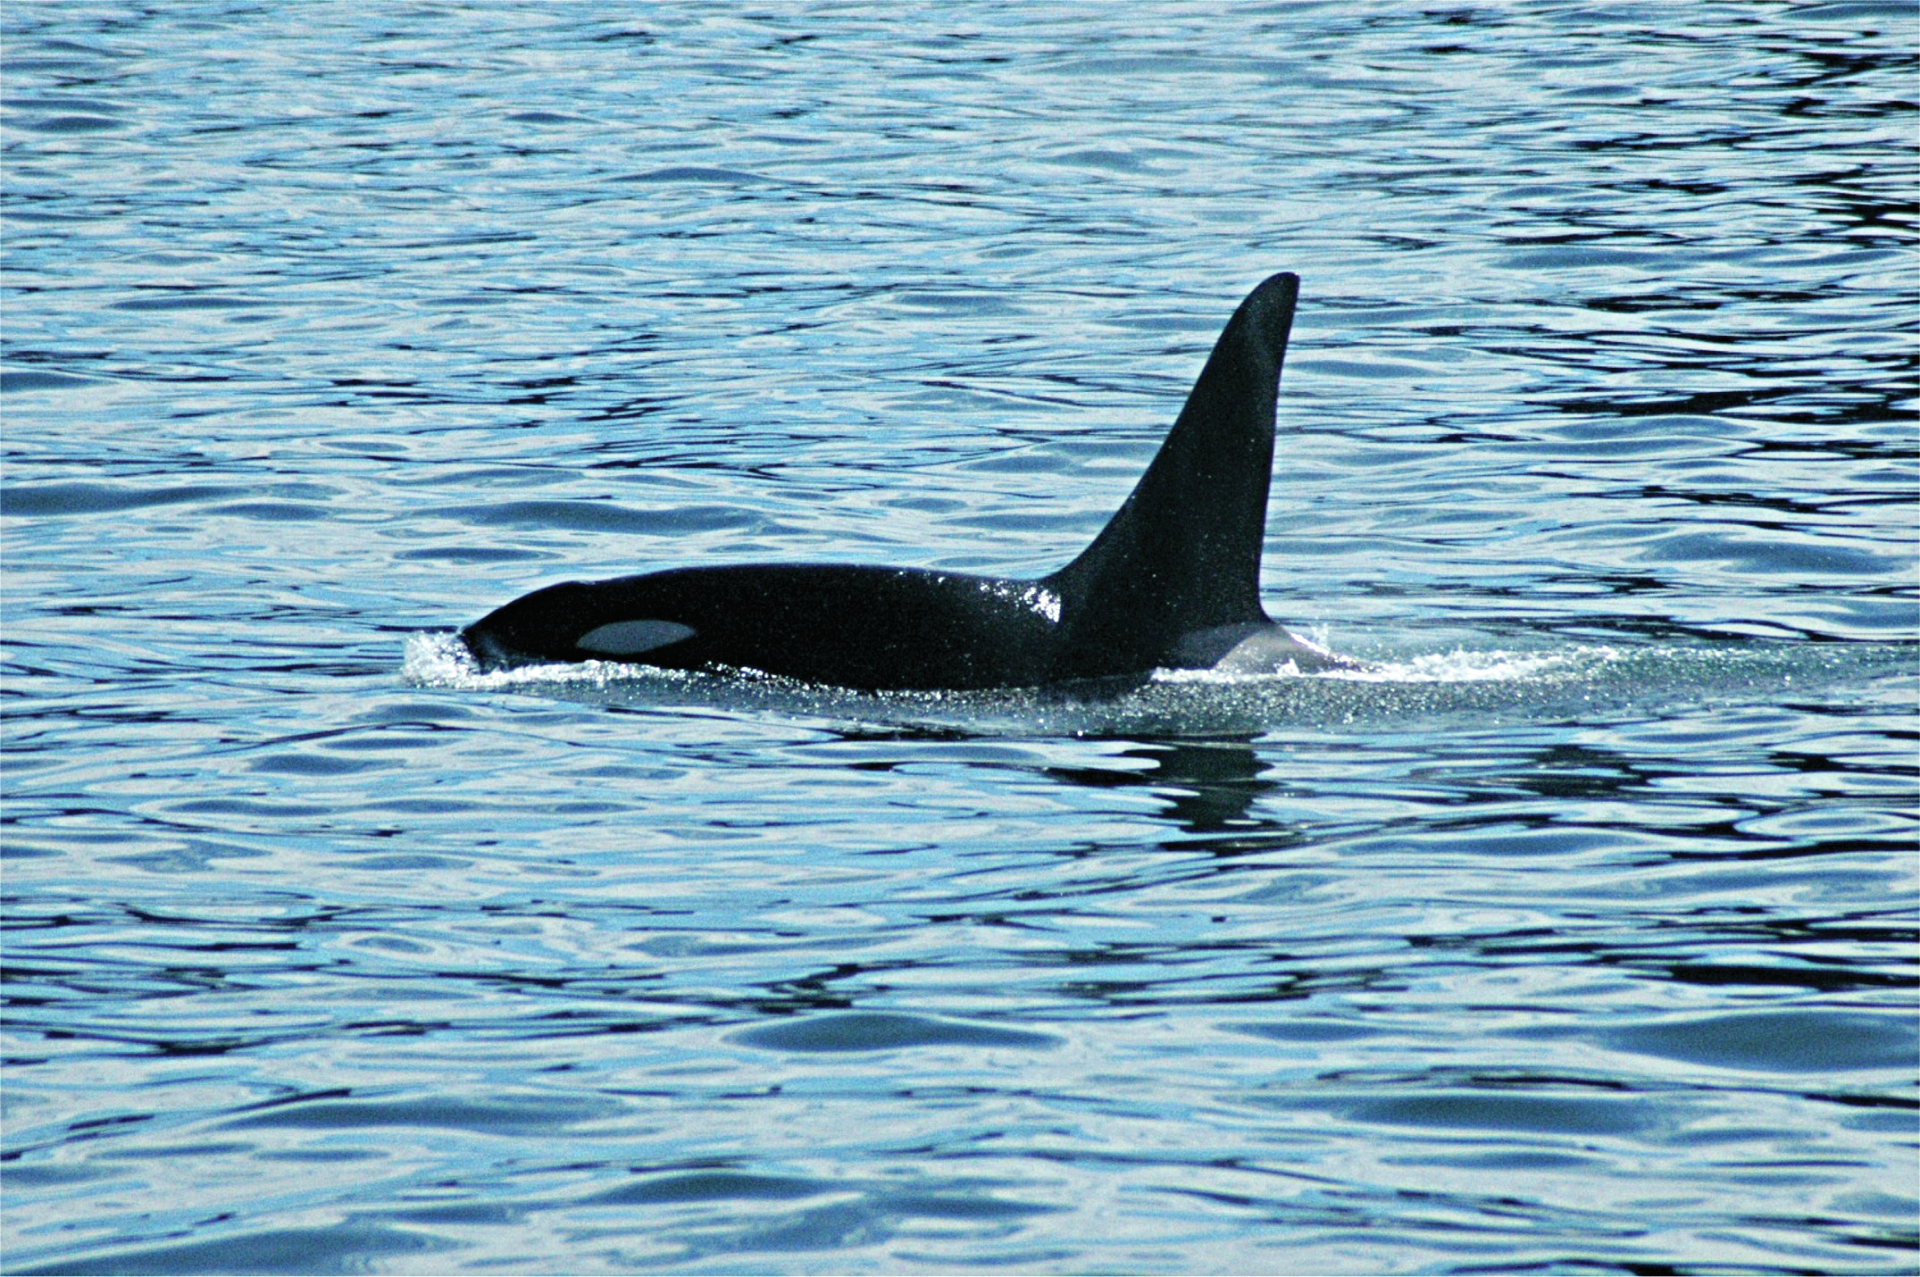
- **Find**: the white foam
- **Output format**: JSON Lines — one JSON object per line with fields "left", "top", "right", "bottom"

{"left": 1152, "top": 661, "right": 1311, "bottom": 684}
{"left": 402, "top": 631, "right": 667, "bottom": 692}
{"left": 1151, "top": 645, "right": 1620, "bottom": 687}
{"left": 403, "top": 631, "right": 476, "bottom": 684}
{"left": 1339, "top": 647, "right": 1614, "bottom": 684}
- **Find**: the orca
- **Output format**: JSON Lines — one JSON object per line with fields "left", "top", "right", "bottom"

{"left": 461, "top": 271, "right": 1361, "bottom": 689}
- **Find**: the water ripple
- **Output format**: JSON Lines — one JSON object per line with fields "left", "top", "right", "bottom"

{"left": 3, "top": 2, "right": 1913, "bottom": 1273}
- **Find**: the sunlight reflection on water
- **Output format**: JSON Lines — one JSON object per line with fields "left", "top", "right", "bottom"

{"left": 3, "top": 1, "right": 1914, "bottom": 1273}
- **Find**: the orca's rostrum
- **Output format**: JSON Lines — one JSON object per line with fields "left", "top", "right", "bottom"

{"left": 461, "top": 272, "right": 1361, "bottom": 689}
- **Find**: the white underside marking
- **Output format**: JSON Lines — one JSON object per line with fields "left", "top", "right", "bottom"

{"left": 577, "top": 619, "right": 697, "bottom": 656}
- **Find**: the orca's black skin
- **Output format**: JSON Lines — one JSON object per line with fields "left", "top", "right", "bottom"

{"left": 461, "top": 272, "right": 1361, "bottom": 690}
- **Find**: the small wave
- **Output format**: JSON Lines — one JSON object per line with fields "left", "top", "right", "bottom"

{"left": 1339, "top": 646, "right": 1612, "bottom": 683}
{"left": 1152, "top": 645, "right": 1611, "bottom": 686}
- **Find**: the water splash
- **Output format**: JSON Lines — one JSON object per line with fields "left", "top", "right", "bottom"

{"left": 404, "top": 631, "right": 1911, "bottom": 739}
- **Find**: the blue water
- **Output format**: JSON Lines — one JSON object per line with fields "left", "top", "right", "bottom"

{"left": 3, "top": 3, "right": 1915, "bottom": 1273}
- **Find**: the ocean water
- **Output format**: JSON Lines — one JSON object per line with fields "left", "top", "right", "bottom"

{"left": 2, "top": 3, "right": 1915, "bottom": 1273}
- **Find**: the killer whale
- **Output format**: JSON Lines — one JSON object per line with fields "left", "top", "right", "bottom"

{"left": 461, "top": 271, "right": 1360, "bottom": 689}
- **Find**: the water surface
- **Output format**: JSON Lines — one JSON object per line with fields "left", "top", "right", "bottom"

{"left": 3, "top": 3, "right": 1915, "bottom": 1273}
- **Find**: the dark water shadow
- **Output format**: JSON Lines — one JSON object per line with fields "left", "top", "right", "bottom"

{"left": 1045, "top": 736, "right": 1281, "bottom": 835}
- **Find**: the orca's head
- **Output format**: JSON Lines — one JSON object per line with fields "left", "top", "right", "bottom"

{"left": 460, "top": 620, "right": 523, "bottom": 672}
{"left": 461, "top": 581, "right": 700, "bottom": 672}
{"left": 459, "top": 579, "right": 596, "bottom": 671}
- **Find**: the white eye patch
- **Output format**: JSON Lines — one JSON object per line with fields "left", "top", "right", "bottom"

{"left": 576, "top": 619, "right": 697, "bottom": 657}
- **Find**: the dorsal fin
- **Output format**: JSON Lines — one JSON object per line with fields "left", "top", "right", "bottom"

{"left": 1043, "top": 272, "right": 1299, "bottom": 680}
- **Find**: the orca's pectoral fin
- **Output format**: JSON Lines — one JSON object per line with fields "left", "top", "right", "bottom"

{"left": 1044, "top": 272, "right": 1299, "bottom": 679}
